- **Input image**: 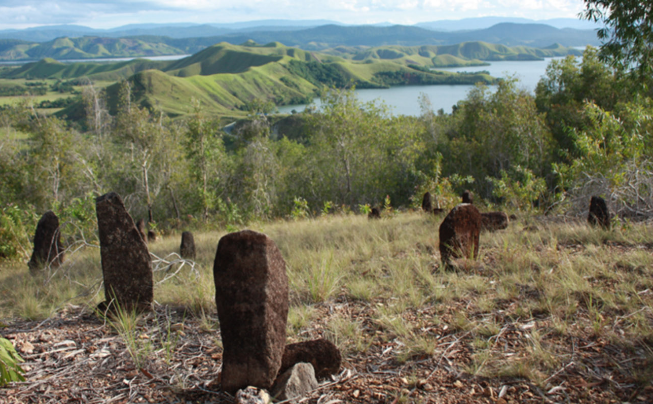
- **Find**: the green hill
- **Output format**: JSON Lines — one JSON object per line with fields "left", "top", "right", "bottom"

{"left": 1, "top": 58, "right": 172, "bottom": 80}
{"left": 0, "top": 37, "right": 183, "bottom": 61}
{"left": 328, "top": 42, "right": 580, "bottom": 67}
{"left": 163, "top": 42, "right": 318, "bottom": 77}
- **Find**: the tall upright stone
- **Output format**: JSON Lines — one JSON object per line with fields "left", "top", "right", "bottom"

{"left": 28, "top": 211, "right": 64, "bottom": 274}
{"left": 96, "top": 192, "right": 153, "bottom": 313}
{"left": 213, "top": 230, "right": 289, "bottom": 393}
{"left": 180, "top": 231, "right": 196, "bottom": 260}
{"left": 368, "top": 207, "right": 381, "bottom": 219}
{"left": 588, "top": 196, "right": 610, "bottom": 229}
{"left": 421, "top": 192, "right": 433, "bottom": 213}
{"left": 439, "top": 204, "right": 482, "bottom": 268}
{"left": 136, "top": 218, "right": 148, "bottom": 243}
{"left": 462, "top": 190, "right": 474, "bottom": 204}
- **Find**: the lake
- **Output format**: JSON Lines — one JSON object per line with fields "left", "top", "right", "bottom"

{"left": 277, "top": 57, "right": 568, "bottom": 116}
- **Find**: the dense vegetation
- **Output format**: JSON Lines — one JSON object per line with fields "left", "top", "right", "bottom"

{"left": 0, "top": 44, "right": 651, "bottom": 264}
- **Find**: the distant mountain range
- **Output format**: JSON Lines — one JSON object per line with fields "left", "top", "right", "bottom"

{"left": 0, "top": 17, "right": 601, "bottom": 42}
{"left": 0, "top": 23, "right": 599, "bottom": 62}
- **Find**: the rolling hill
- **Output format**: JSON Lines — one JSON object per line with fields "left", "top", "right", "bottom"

{"left": 34, "top": 41, "right": 495, "bottom": 118}
{"left": 0, "top": 23, "right": 598, "bottom": 62}
{"left": 0, "top": 37, "right": 184, "bottom": 61}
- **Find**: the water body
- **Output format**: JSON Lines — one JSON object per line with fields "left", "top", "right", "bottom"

{"left": 277, "top": 57, "right": 570, "bottom": 116}
{"left": 0, "top": 54, "right": 190, "bottom": 65}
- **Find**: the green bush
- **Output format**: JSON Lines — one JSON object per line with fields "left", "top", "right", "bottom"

{"left": 0, "top": 337, "right": 25, "bottom": 387}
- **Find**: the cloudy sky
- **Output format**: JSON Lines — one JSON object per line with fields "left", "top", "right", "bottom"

{"left": 0, "top": 0, "right": 586, "bottom": 30}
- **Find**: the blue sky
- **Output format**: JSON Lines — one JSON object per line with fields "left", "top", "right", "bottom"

{"left": 0, "top": 0, "right": 586, "bottom": 30}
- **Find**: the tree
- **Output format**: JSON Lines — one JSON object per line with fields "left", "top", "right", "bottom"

{"left": 184, "top": 99, "right": 225, "bottom": 222}
{"left": 581, "top": 0, "right": 653, "bottom": 82}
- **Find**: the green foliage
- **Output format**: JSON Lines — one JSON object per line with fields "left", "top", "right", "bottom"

{"left": 487, "top": 166, "right": 547, "bottom": 212}
{"left": 0, "top": 205, "right": 37, "bottom": 262}
{"left": 0, "top": 337, "right": 25, "bottom": 386}
{"left": 290, "top": 197, "right": 310, "bottom": 220}
{"left": 286, "top": 60, "right": 353, "bottom": 88}
{"left": 581, "top": 0, "right": 653, "bottom": 82}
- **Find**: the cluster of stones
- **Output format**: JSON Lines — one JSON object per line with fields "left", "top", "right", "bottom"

{"left": 26, "top": 188, "right": 612, "bottom": 402}
{"left": 429, "top": 190, "right": 612, "bottom": 269}
{"left": 214, "top": 229, "right": 341, "bottom": 401}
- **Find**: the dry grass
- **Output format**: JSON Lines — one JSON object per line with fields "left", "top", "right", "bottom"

{"left": 1, "top": 211, "right": 653, "bottom": 402}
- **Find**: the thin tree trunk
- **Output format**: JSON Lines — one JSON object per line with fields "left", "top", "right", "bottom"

{"left": 143, "top": 161, "right": 153, "bottom": 223}
{"left": 168, "top": 186, "right": 181, "bottom": 221}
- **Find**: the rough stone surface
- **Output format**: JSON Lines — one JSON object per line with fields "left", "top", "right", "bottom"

{"left": 481, "top": 212, "right": 509, "bottom": 232}
{"left": 180, "top": 231, "right": 196, "bottom": 260}
{"left": 28, "top": 211, "right": 65, "bottom": 273}
{"left": 588, "top": 196, "right": 610, "bottom": 229}
{"left": 96, "top": 192, "right": 153, "bottom": 313}
{"left": 136, "top": 218, "right": 147, "bottom": 243}
{"left": 421, "top": 192, "right": 433, "bottom": 213}
{"left": 368, "top": 207, "right": 381, "bottom": 219}
{"left": 147, "top": 230, "right": 157, "bottom": 242}
{"left": 271, "top": 363, "right": 318, "bottom": 401}
{"left": 278, "top": 339, "right": 341, "bottom": 380}
{"left": 439, "top": 203, "right": 482, "bottom": 267}
{"left": 213, "top": 230, "right": 289, "bottom": 393}
{"left": 462, "top": 190, "right": 474, "bottom": 204}
{"left": 235, "top": 387, "right": 271, "bottom": 404}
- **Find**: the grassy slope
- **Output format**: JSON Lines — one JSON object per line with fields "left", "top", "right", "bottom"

{"left": 1, "top": 212, "right": 652, "bottom": 402}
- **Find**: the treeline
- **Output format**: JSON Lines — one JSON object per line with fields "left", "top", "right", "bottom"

{"left": 1, "top": 48, "right": 652, "bottom": 260}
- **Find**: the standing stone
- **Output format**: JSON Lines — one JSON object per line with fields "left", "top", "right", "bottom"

{"left": 481, "top": 212, "right": 509, "bottom": 232}
{"left": 439, "top": 204, "right": 482, "bottom": 268}
{"left": 588, "top": 196, "right": 610, "bottom": 229}
{"left": 180, "top": 231, "right": 196, "bottom": 260}
{"left": 271, "top": 363, "right": 318, "bottom": 401}
{"left": 368, "top": 207, "right": 381, "bottom": 219}
{"left": 147, "top": 230, "right": 157, "bottom": 243}
{"left": 421, "top": 192, "right": 433, "bottom": 213}
{"left": 28, "top": 211, "right": 64, "bottom": 274}
{"left": 136, "top": 218, "right": 148, "bottom": 243}
{"left": 213, "top": 230, "right": 289, "bottom": 393}
{"left": 433, "top": 208, "right": 445, "bottom": 215}
{"left": 278, "top": 339, "right": 341, "bottom": 380}
{"left": 462, "top": 190, "right": 474, "bottom": 204}
{"left": 96, "top": 192, "right": 153, "bottom": 313}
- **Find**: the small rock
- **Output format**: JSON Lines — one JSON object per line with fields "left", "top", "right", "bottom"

{"left": 352, "top": 390, "right": 360, "bottom": 398}
{"left": 170, "top": 323, "right": 184, "bottom": 332}
{"left": 454, "top": 380, "right": 463, "bottom": 388}
{"left": 423, "top": 383, "right": 434, "bottom": 391}
{"left": 271, "top": 362, "right": 318, "bottom": 401}
{"left": 54, "top": 340, "right": 76, "bottom": 348}
{"left": 278, "top": 339, "right": 341, "bottom": 380}
{"left": 235, "top": 386, "right": 270, "bottom": 404}
{"left": 20, "top": 341, "right": 34, "bottom": 354}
